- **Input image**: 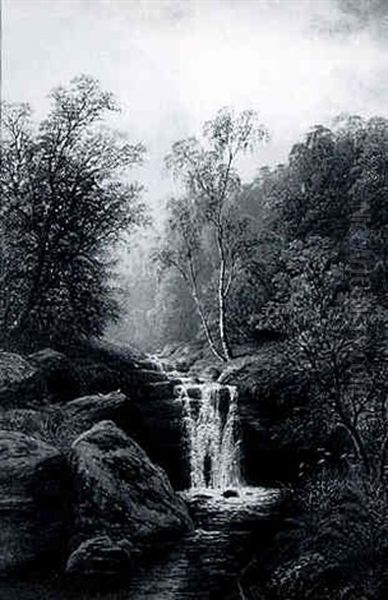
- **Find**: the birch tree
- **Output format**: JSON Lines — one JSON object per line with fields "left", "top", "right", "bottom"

{"left": 159, "top": 108, "right": 268, "bottom": 361}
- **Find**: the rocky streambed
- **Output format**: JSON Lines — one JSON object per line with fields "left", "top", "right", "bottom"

{"left": 0, "top": 343, "right": 286, "bottom": 599}
{"left": 1, "top": 487, "right": 283, "bottom": 600}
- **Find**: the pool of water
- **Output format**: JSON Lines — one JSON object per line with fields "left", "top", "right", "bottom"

{"left": 1, "top": 487, "right": 282, "bottom": 600}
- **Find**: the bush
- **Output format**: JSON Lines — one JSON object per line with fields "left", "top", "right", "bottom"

{"left": 267, "top": 469, "right": 388, "bottom": 600}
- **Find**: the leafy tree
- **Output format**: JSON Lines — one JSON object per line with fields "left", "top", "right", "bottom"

{"left": 260, "top": 116, "right": 388, "bottom": 292}
{"left": 0, "top": 75, "right": 147, "bottom": 349}
{"left": 158, "top": 108, "right": 268, "bottom": 361}
{"left": 261, "top": 236, "right": 388, "bottom": 481}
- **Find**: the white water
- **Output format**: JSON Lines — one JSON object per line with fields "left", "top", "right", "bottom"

{"left": 176, "top": 382, "right": 241, "bottom": 490}
{"left": 145, "top": 353, "right": 243, "bottom": 491}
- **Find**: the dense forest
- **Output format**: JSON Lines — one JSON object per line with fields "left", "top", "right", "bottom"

{"left": 1, "top": 77, "right": 387, "bottom": 599}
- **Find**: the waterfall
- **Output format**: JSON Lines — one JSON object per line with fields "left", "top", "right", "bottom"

{"left": 177, "top": 382, "right": 241, "bottom": 490}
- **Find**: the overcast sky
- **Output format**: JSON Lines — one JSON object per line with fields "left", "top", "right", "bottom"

{"left": 2, "top": 0, "right": 388, "bottom": 215}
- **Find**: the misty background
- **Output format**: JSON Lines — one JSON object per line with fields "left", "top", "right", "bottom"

{"left": 3, "top": 0, "right": 388, "bottom": 350}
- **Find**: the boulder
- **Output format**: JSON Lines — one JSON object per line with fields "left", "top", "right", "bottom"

{"left": 60, "top": 340, "right": 147, "bottom": 399}
{"left": 134, "top": 393, "right": 187, "bottom": 489}
{"left": 0, "top": 429, "right": 70, "bottom": 573}
{"left": 28, "top": 348, "right": 79, "bottom": 402}
{"left": 0, "top": 352, "right": 45, "bottom": 409}
{"left": 65, "top": 391, "right": 135, "bottom": 426}
{"left": 223, "top": 489, "right": 239, "bottom": 499}
{"left": 68, "top": 420, "right": 192, "bottom": 576}
{"left": 66, "top": 535, "right": 134, "bottom": 577}
{"left": 0, "top": 392, "right": 145, "bottom": 452}
{"left": 63, "top": 391, "right": 146, "bottom": 447}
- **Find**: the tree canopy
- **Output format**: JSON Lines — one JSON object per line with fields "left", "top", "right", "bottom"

{"left": 0, "top": 75, "right": 148, "bottom": 349}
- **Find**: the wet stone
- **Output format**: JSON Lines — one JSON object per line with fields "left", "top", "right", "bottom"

{"left": 223, "top": 489, "right": 239, "bottom": 499}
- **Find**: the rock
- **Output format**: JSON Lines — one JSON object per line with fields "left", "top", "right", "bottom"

{"left": 0, "top": 392, "right": 145, "bottom": 452}
{"left": 0, "top": 408, "right": 51, "bottom": 443}
{"left": 0, "top": 352, "right": 45, "bottom": 409}
{"left": 192, "top": 492, "right": 214, "bottom": 500}
{"left": 173, "top": 385, "right": 202, "bottom": 400}
{"left": 134, "top": 358, "right": 163, "bottom": 372}
{"left": 202, "top": 366, "right": 222, "bottom": 381}
{"left": 141, "top": 381, "right": 175, "bottom": 400}
{"left": 0, "top": 429, "right": 70, "bottom": 573}
{"left": 64, "top": 391, "right": 139, "bottom": 431}
{"left": 61, "top": 391, "right": 146, "bottom": 450}
{"left": 62, "top": 340, "right": 149, "bottom": 398}
{"left": 222, "top": 489, "right": 239, "bottom": 499}
{"left": 71, "top": 360, "right": 125, "bottom": 397}
{"left": 135, "top": 393, "right": 187, "bottom": 489}
{"left": 68, "top": 420, "right": 192, "bottom": 576}
{"left": 28, "top": 348, "right": 79, "bottom": 402}
{"left": 128, "top": 370, "right": 168, "bottom": 384}
{"left": 66, "top": 535, "right": 134, "bottom": 577}
{"left": 175, "top": 359, "right": 190, "bottom": 372}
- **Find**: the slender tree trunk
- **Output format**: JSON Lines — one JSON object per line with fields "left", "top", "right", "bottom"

{"left": 192, "top": 285, "right": 226, "bottom": 362}
{"left": 216, "top": 230, "right": 233, "bottom": 360}
{"left": 186, "top": 256, "right": 226, "bottom": 362}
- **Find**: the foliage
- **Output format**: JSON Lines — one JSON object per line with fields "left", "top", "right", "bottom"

{"left": 256, "top": 235, "right": 388, "bottom": 479}
{"left": 0, "top": 75, "right": 147, "bottom": 350}
{"left": 267, "top": 470, "right": 388, "bottom": 600}
{"left": 216, "top": 116, "right": 388, "bottom": 599}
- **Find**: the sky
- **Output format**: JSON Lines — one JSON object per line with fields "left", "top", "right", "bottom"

{"left": 2, "top": 0, "right": 388, "bottom": 218}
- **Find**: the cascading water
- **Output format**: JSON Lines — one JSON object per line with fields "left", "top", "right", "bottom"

{"left": 177, "top": 382, "right": 241, "bottom": 490}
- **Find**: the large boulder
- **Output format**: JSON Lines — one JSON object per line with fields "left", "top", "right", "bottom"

{"left": 67, "top": 420, "right": 192, "bottom": 576}
{"left": 0, "top": 430, "right": 70, "bottom": 573}
{"left": 0, "top": 352, "right": 45, "bottom": 409}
